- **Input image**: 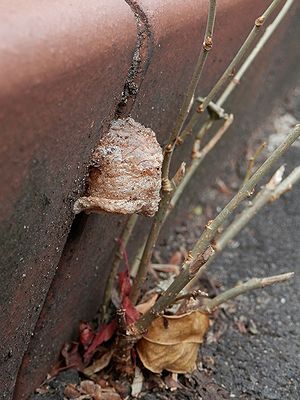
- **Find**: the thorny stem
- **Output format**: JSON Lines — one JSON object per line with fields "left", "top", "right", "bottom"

{"left": 188, "top": 164, "right": 300, "bottom": 284}
{"left": 199, "top": 272, "right": 294, "bottom": 312}
{"left": 100, "top": 214, "right": 138, "bottom": 323}
{"left": 130, "top": 125, "right": 300, "bottom": 334}
{"left": 180, "top": 0, "right": 284, "bottom": 139}
{"left": 129, "top": 0, "right": 217, "bottom": 304}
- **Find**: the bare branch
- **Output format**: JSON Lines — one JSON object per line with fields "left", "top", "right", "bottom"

{"left": 169, "top": 115, "right": 234, "bottom": 215}
{"left": 243, "top": 142, "right": 266, "bottom": 184}
{"left": 188, "top": 165, "right": 300, "bottom": 285}
{"left": 199, "top": 272, "right": 294, "bottom": 313}
{"left": 217, "top": 0, "right": 295, "bottom": 106}
{"left": 131, "top": 125, "right": 300, "bottom": 334}
{"left": 200, "top": 0, "right": 283, "bottom": 111}
{"left": 181, "top": 0, "right": 285, "bottom": 139}
{"left": 129, "top": 0, "right": 217, "bottom": 304}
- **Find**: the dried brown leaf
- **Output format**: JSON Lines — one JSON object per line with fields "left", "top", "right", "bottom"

{"left": 169, "top": 251, "right": 184, "bottom": 266}
{"left": 137, "top": 340, "right": 199, "bottom": 373}
{"left": 35, "top": 387, "right": 50, "bottom": 395}
{"left": 151, "top": 264, "right": 180, "bottom": 274}
{"left": 164, "top": 373, "right": 183, "bottom": 391}
{"left": 136, "top": 311, "right": 209, "bottom": 373}
{"left": 101, "top": 388, "right": 122, "bottom": 400}
{"left": 83, "top": 350, "right": 113, "bottom": 377}
{"left": 266, "top": 165, "right": 285, "bottom": 189}
{"left": 80, "top": 380, "right": 102, "bottom": 399}
{"left": 136, "top": 293, "right": 159, "bottom": 315}
{"left": 215, "top": 178, "right": 232, "bottom": 196}
{"left": 64, "top": 383, "right": 81, "bottom": 399}
{"left": 131, "top": 366, "right": 144, "bottom": 397}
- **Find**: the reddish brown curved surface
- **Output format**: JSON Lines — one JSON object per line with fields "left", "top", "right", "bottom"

{"left": 0, "top": 1, "right": 299, "bottom": 398}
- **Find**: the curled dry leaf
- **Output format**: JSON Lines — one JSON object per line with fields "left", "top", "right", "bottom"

{"left": 61, "top": 342, "right": 84, "bottom": 371}
{"left": 136, "top": 311, "right": 209, "bottom": 373}
{"left": 83, "top": 349, "right": 113, "bottom": 377}
{"left": 136, "top": 293, "right": 159, "bottom": 315}
{"left": 84, "top": 320, "right": 116, "bottom": 364}
{"left": 79, "top": 321, "right": 95, "bottom": 350}
{"left": 169, "top": 250, "right": 184, "bottom": 267}
{"left": 131, "top": 366, "right": 144, "bottom": 397}
{"left": 74, "top": 117, "right": 163, "bottom": 217}
{"left": 80, "top": 380, "right": 102, "bottom": 399}
{"left": 119, "top": 269, "right": 140, "bottom": 324}
{"left": 64, "top": 383, "right": 81, "bottom": 399}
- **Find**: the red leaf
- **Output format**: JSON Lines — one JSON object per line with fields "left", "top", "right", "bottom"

{"left": 118, "top": 269, "right": 140, "bottom": 325}
{"left": 61, "top": 342, "right": 84, "bottom": 371}
{"left": 119, "top": 269, "right": 132, "bottom": 298}
{"left": 79, "top": 321, "right": 95, "bottom": 350}
{"left": 84, "top": 320, "right": 117, "bottom": 363}
{"left": 122, "top": 296, "right": 140, "bottom": 325}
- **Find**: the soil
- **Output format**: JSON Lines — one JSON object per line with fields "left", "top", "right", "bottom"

{"left": 30, "top": 90, "right": 299, "bottom": 399}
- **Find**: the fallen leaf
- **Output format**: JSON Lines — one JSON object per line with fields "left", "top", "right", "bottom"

{"left": 101, "top": 388, "right": 122, "bottom": 400}
{"left": 136, "top": 311, "right": 209, "bottom": 373}
{"left": 80, "top": 380, "right": 102, "bottom": 399}
{"left": 248, "top": 319, "right": 259, "bottom": 335}
{"left": 215, "top": 177, "right": 232, "bottom": 196}
{"left": 151, "top": 264, "right": 180, "bottom": 274}
{"left": 79, "top": 321, "right": 95, "bottom": 350}
{"left": 169, "top": 251, "right": 183, "bottom": 266}
{"left": 64, "top": 383, "right": 81, "bottom": 399}
{"left": 35, "top": 387, "right": 50, "bottom": 394}
{"left": 83, "top": 350, "right": 113, "bottom": 377}
{"left": 119, "top": 269, "right": 131, "bottom": 298}
{"left": 61, "top": 342, "right": 84, "bottom": 371}
{"left": 136, "top": 293, "right": 159, "bottom": 315}
{"left": 119, "top": 269, "right": 140, "bottom": 325}
{"left": 236, "top": 316, "right": 247, "bottom": 334}
{"left": 122, "top": 296, "right": 140, "bottom": 325}
{"left": 131, "top": 366, "right": 144, "bottom": 397}
{"left": 164, "top": 373, "right": 183, "bottom": 391}
{"left": 84, "top": 321, "right": 116, "bottom": 363}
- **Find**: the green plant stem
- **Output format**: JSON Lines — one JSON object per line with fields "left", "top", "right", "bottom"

{"left": 180, "top": 0, "right": 284, "bottom": 139}
{"left": 199, "top": 272, "right": 294, "bottom": 312}
{"left": 129, "top": 0, "right": 217, "bottom": 304}
{"left": 130, "top": 124, "right": 300, "bottom": 334}
{"left": 100, "top": 214, "right": 138, "bottom": 322}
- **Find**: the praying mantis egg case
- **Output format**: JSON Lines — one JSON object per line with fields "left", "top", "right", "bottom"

{"left": 73, "top": 117, "right": 163, "bottom": 217}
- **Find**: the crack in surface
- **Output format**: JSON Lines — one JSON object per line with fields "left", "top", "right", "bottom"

{"left": 115, "top": 0, "right": 153, "bottom": 118}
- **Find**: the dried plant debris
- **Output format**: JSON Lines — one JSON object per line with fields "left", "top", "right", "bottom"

{"left": 74, "top": 118, "right": 163, "bottom": 217}
{"left": 137, "top": 311, "right": 209, "bottom": 373}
